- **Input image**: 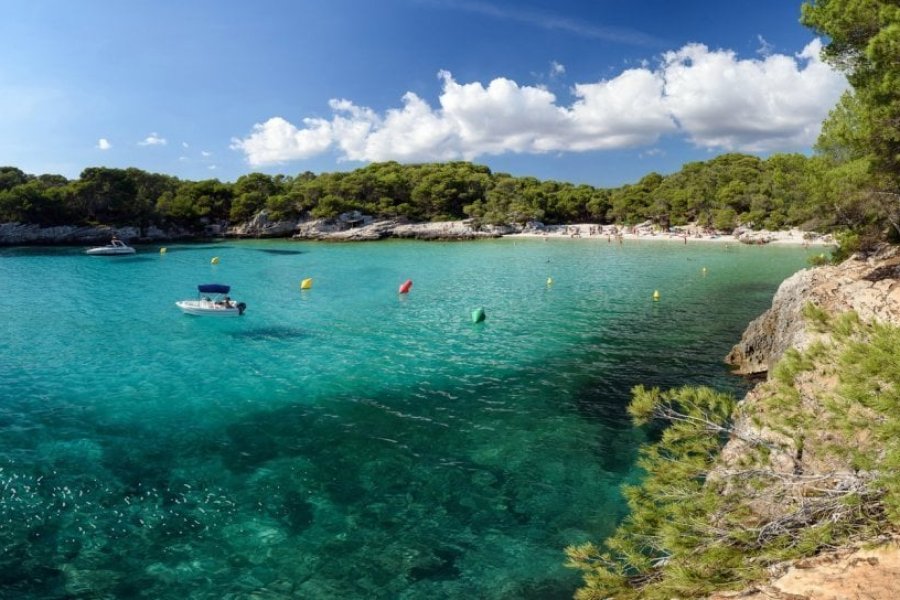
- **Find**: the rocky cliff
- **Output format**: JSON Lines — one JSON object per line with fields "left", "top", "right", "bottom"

{"left": 0, "top": 223, "right": 184, "bottom": 245}
{"left": 290, "top": 218, "right": 512, "bottom": 241}
{"left": 726, "top": 245, "right": 900, "bottom": 375}
{"left": 0, "top": 216, "right": 505, "bottom": 245}
{"left": 220, "top": 210, "right": 511, "bottom": 241}
{"left": 708, "top": 245, "right": 900, "bottom": 599}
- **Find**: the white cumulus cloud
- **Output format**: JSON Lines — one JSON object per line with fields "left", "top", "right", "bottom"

{"left": 230, "top": 116, "right": 333, "bottom": 165}
{"left": 138, "top": 132, "right": 167, "bottom": 146}
{"left": 96, "top": 138, "right": 111, "bottom": 150}
{"left": 661, "top": 39, "right": 846, "bottom": 152}
{"left": 438, "top": 71, "right": 566, "bottom": 156}
{"left": 232, "top": 38, "right": 847, "bottom": 166}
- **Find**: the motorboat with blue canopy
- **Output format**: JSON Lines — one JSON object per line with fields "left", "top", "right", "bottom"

{"left": 176, "top": 284, "right": 246, "bottom": 317}
{"left": 199, "top": 284, "right": 231, "bottom": 295}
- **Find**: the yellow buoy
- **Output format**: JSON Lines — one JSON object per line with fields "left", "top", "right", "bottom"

{"left": 701, "top": 267, "right": 707, "bottom": 274}
{"left": 211, "top": 256, "right": 220, "bottom": 265}
{"left": 546, "top": 277, "right": 553, "bottom": 286}
{"left": 159, "top": 247, "right": 167, "bottom": 254}
{"left": 653, "top": 290, "right": 660, "bottom": 301}
{"left": 300, "top": 278, "right": 313, "bottom": 290}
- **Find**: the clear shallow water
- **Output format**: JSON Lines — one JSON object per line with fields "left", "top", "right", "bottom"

{"left": 0, "top": 239, "right": 815, "bottom": 598}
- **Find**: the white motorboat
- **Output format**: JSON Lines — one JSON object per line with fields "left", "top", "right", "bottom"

{"left": 86, "top": 239, "right": 136, "bottom": 255}
{"left": 177, "top": 284, "right": 246, "bottom": 317}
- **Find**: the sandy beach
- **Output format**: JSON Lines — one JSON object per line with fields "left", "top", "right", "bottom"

{"left": 505, "top": 223, "right": 836, "bottom": 246}
{"left": 280, "top": 217, "right": 838, "bottom": 245}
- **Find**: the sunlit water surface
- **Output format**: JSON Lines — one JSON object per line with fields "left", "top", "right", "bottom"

{"left": 0, "top": 238, "right": 816, "bottom": 598}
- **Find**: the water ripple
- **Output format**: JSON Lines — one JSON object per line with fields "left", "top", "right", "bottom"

{"left": 0, "top": 239, "right": 816, "bottom": 599}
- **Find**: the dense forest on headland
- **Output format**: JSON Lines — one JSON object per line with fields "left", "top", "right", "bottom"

{"left": 0, "top": 146, "right": 894, "bottom": 247}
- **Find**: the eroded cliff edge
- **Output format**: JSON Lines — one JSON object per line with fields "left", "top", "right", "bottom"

{"left": 709, "top": 246, "right": 900, "bottom": 599}
{"left": 726, "top": 245, "right": 900, "bottom": 376}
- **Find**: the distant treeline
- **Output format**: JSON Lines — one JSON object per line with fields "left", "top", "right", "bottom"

{"left": 0, "top": 152, "right": 880, "bottom": 236}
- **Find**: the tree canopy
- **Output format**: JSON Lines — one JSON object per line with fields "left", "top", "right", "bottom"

{"left": 0, "top": 154, "right": 863, "bottom": 236}
{"left": 802, "top": 0, "right": 900, "bottom": 244}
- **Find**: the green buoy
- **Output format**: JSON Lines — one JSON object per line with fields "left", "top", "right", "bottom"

{"left": 471, "top": 307, "right": 486, "bottom": 323}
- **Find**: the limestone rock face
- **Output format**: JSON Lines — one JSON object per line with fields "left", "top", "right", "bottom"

{"left": 3, "top": 213, "right": 518, "bottom": 244}
{"left": 0, "top": 223, "right": 147, "bottom": 244}
{"left": 290, "top": 217, "right": 504, "bottom": 241}
{"left": 0, "top": 222, "right": 193, "bottom": 245}
{"left": 726, "top": 245, "right": 900, "bottom": 375}
{"left": 706, "top": 246, "right": 900, "bottom": 598}
{"left": 227, "top": 211, "right": 297, "bottom": 238}
{"left": 724, "top": 269, "right": 816, "bottom": 375}
{"left": 718, "top": 244, "right": 900, "bottom": 515}
{"left": 709, "top": 540, "right": 900, "bottom": 600}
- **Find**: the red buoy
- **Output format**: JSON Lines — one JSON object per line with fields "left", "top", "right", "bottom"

{"left": 399, "top": 279, "right": 413, "bottom": 294}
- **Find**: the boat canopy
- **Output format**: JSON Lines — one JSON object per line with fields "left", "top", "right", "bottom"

{"left": 198, "top": 284, "right": 230, "bottom": 294}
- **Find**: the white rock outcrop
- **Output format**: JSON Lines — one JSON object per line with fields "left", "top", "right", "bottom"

{"left": 726, "top": 245, "right": 900, "bottom": 375}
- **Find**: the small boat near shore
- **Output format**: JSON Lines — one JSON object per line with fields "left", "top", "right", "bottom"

{"left": 86, "top": 239, "right": 136, "bottom": 255}
{"left": 177, "top": 284, "right": 246, "bottom": 317}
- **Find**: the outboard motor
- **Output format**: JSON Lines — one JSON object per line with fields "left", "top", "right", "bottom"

{"left": 237, "top": 302, "right": 247, "bottom": 315}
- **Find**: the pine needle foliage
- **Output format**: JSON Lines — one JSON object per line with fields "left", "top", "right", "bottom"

{"left": 568, "top": 310, "right": 900, "bottom": 599}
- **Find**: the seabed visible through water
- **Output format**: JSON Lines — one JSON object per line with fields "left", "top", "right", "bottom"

{"left": 0, "top": 239, "right": 817, "bottom": 598}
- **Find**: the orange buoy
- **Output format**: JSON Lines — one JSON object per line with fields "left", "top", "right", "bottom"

{"left": 399, "top": 279, "right": 413, "bottom": 294}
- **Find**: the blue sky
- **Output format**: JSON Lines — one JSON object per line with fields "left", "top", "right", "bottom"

{"left": 0, "top": 0, "right": 847, "bottom": 187}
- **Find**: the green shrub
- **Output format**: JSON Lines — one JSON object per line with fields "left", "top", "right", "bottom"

{"left": 569, "top": 310, "right": 900, "bottom": 598}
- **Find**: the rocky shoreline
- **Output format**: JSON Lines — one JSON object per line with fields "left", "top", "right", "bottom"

{"left": 726, "top": 244, "right": 900, "bottom": 375}
{"left": 0, "top": 213, "right": 835, "bottom": 246}
{"left": 707, "top": 245, "right": 900, "bottom": 599}
{"left": 287, "top": 217, "right": 514, "bottom": 241}
{"left": 0, "top": 216, "right": 515, "bottom": 245}
{"left": 0, "top": 223, "right": 171, "bottom": 245}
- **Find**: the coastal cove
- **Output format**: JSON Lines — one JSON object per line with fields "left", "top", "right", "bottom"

{"left": 0, "top": 239, "right": 818, "bottom": 598}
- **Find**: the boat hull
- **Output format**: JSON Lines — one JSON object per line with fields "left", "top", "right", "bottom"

{"left": 176, "top": 300, "right": 244, "bottom": 317}
{"left": 86, "top": 247, "right": 136, "bottom": 255}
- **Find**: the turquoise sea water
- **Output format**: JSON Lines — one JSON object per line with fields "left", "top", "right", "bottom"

{"left": 0, "top": 239, "right": 815, "bottom": 599}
